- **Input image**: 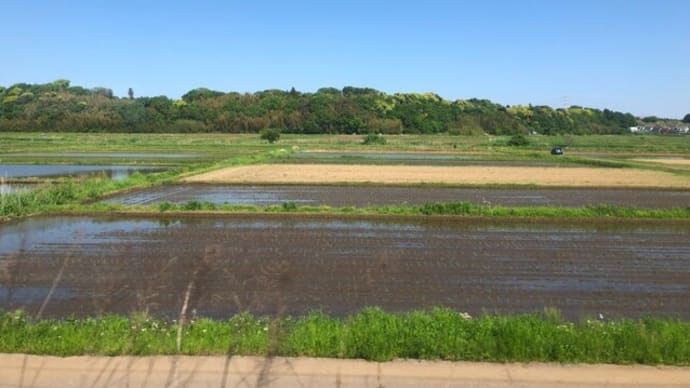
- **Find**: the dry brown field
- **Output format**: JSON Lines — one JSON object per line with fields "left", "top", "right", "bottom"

{"left": 184, "top": 164, "right": 690, "bottom": 188}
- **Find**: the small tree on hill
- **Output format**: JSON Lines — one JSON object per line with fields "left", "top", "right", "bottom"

{"left": 683, "top": 113, "right": 690, "bottom": 123}
{"left": 260, "top": 128, "right": 281, "bottom": 143}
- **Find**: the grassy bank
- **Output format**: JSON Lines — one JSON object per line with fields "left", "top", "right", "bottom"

{"left": 0, "top": 151, "right": 285, "bottom": 219}
{"left": 141, "top": 200, "right": 690, "bottom": 220}
{"left": 1, "top": 308, "right": 688, "bottom": 365}
{"left": 0, "top": 171, "right": 186, "bottom": 219}
{"left": 7, "top": 189, "right": 689, "bottom": 221}
{"left": 2, "top": 132, "right": 689, "bottom": 157}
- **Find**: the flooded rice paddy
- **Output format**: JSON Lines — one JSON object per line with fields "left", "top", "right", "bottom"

{"left": 106, "top": 184, "right": 690, "bottom": 209}
{"left": 4, "top": 152, "right": 203, "bottom": 160}
{"left": 1, "top": 215, "right": 688, "bottom": 320}
{"left": 0, "top": 164, "right": 163, "bottom": 180}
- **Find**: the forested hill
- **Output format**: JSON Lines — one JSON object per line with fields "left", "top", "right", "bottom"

{"left": 0, "top": 80, "right": 638, "bottom": 135}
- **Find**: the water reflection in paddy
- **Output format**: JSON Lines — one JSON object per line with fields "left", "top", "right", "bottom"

{"left": 0, "top": 215, "right": 688, "bottom": 320}
{"left": 6, "top": 152, "right": 202, "bottom": 159}
{"left": 0, "top": 164, "right": 163, "bottom": 180}
{"left": 106, "top": 184, "right": 690, "bottom": 209}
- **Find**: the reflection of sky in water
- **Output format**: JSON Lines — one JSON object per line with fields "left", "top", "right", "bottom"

{"left": 0, "top": 217, "right": 161, "bottom": 255}
{"left": 0, "top": 217, "right": 424, "bottom": 259}
{"left": 107, "top": 185, "right": 690, "bottom": 208}
{"left": 0, "top": 215, "right": 686, "bottom": 258}
{"left": 7, "top": 152, "right": 201, "bottom": 159}
{"left": 1, "top": 215, "right": 688, "bottom": 319}
{"left": 110, "top": 186, "right": 321, "bottom": 205}
{"left": 0, "top": 287, "right": 75, "bottom": 304}
{"left": 0, "top": 164, "right": 161, "bottom": 180}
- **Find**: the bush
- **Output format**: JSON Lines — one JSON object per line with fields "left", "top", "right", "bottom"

{"left": 362, "top": 133, "right": 386, "bottom": 145}
{"left": 508, "top": 134, "right": 529, "bottom": 146}
{"left": 282, "top": 201, "right": 297, "bottom": 211}
{"left": 260, "top": 128, "right": 281, "bottom": 143}
{"left": 158, "top": 201, "right": 174, "bottom": 212}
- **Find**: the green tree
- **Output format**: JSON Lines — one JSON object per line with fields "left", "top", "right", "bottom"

{"left": 0, "top": 80, "right": 648, "bottom": 135}
{"left": 52, "top": 79, "right": 70, "bottom": 90}
{"left": 260, "top": 128, "right": 281, "bottom": 143}
{"left": 683, "top": 114, "right": 690, "bottom": 123}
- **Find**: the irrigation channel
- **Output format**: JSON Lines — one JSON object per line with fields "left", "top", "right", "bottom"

{"left": 1, "top": 215, "right": 688, "bottom": 320}
{"left": 106, "top": 184, "right": 690, "bottom": 208}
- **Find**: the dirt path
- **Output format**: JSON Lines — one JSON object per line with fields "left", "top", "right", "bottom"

{"left": 634, "top": 158, "right": 690, "bottom": 166}
{"left": 184, "top": 164, "right": 690, "bottom": 188}
{"left": 1, "top": 354, "right": 688, "bottom": 387}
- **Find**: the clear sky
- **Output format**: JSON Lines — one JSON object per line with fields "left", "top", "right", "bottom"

{"left": 2, "top": 0, "right": 688, "bottom": 118}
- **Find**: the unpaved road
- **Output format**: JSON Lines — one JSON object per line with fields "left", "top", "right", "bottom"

{"left": 634, "top": 158, "right": 690, "bottom": 166}
{"left": 0, "top": 354, "right": 688, "bottom": 387}
{"left": 184, "top": 164, "right": 690, "bottom": 188}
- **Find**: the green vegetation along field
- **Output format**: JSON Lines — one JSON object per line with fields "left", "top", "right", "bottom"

{"left": 1, "top": 132, "right": 689, "bottom": 366}
{"left": 0, "top": 132, "right": 282, "bottom": 165}
{"left": 1, "top": 309, "right": 689, "bottom": 365}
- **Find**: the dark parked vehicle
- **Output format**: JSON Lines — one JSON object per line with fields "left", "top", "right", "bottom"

{"left": 551, "top": 146, "right": 564, "bottom": 155}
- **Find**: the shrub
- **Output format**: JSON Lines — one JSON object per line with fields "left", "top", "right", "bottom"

{"left": 362, "top": 133, "right": 386, "bottom": 145}
{"left": 158, "top": 201, "right": 174, "bottom": 212}
{"left": 282, "top": 201, "right": 297, "bottom": 211}
{"left": 508, "top": 134, "right": 530, "bottom": 146}
{"left": 260, "top": 128, "right": 281, "bottom": 143}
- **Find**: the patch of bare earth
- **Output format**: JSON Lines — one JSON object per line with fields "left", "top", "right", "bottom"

{"left": 1, "top": 355, "right": 688, "bottom": 387}
{"left": 184, "top": 164, "right": 690, "bottom": 188}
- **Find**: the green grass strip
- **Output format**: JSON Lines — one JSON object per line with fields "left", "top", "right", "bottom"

{"left": 142, "top": 200, "right": 690, "bottom": 220}
{"left": 1, "top": 308, "right": 689, "bottom": 365}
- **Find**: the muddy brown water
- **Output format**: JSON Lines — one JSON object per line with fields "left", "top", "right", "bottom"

{"left": 1, "top": 215, "right": 688, "bottom": 320}
{"left": 106, "top": 184, "right": 690, "bottom": 209}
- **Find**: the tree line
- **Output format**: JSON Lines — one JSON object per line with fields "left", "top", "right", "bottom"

{"left": 0, "top": 80, "right": 643, "bottom": 135}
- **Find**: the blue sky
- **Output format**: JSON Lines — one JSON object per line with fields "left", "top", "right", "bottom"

{"left": 2, "top": 1, "right": 688, "bottom": 118}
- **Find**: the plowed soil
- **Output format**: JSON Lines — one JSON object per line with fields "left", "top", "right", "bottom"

{"left": 184, "top": 164, "right": 690, "bottom": 188}
{"left": 1, "top": 215, "right": 688, "bottom": 320}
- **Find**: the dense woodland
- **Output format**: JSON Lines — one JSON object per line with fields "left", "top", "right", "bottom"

{"left": 0, "top": 80, "right": 655, "bottom": 135}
